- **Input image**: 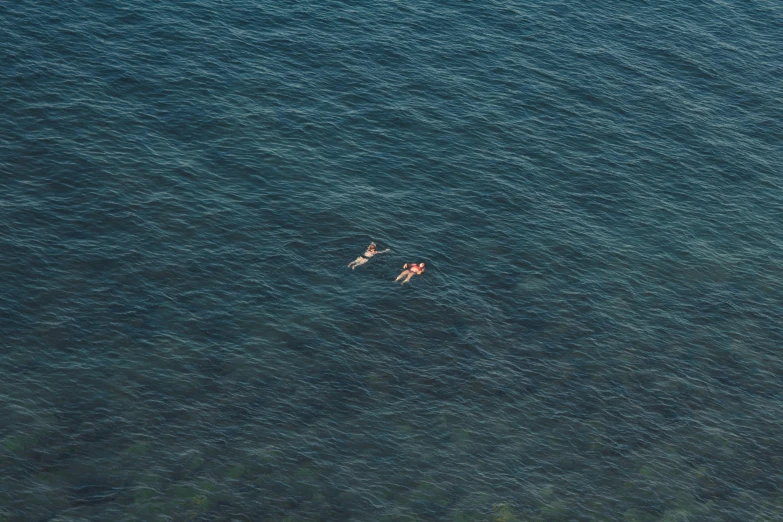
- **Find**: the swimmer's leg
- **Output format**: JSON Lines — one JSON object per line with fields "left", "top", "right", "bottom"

{"left": 350, "top": 257, "right": 368, "bottom": 270}
{"left": 395, "top": 270, "right": 410, "bottom": 282}
{"left": 401, "top": 272, "right": 415, "bottom": 284}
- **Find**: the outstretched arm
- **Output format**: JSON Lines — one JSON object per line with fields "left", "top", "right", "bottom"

{"left": 376, "top": 249, "right": 391, "bottom": 254}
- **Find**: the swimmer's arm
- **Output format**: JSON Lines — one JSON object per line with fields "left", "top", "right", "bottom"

{"left": 376, "top": 249, "right": 390, "bottom": 254}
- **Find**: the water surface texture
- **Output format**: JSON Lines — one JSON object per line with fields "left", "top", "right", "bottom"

{"left": 2, "top": 0, "right": 782, "bottom": 520}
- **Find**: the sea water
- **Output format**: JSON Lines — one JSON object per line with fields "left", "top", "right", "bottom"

{"left": 1, "top": 0, "right": 781, "bottom": 520}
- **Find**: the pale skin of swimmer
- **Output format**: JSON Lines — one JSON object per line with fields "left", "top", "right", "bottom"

{"left": 347, "top": 242, "right": 390, "bottom": 270}
{"left": 394, "top": 262, "right": 425, "bottom": 284}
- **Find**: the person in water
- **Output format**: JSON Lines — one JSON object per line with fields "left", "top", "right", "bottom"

{"left": 348, "top": 242, "right": 390, "bottom": 270}
{"left": 395, "top": 262, "right": 425, "bottom": 284}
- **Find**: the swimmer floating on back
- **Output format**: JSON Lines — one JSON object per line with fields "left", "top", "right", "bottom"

{"left": 394, "top": 262, "right": 425, "bottom": 284}
{"left": 348, "top": 242, "right": 390, "bottom": 270}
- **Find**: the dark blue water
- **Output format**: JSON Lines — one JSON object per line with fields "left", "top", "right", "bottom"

{"left": 2, "top": 0, "right": 782, "bottom": 520}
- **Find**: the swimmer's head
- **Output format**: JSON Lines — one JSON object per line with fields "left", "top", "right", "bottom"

{"left": 369, "top": 243, "right": 376, "bottom": 250}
